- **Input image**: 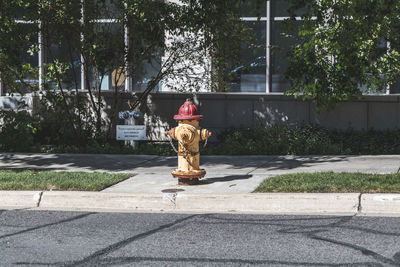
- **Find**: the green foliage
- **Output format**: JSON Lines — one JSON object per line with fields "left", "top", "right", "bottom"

{"left": 254, "top": 172, "right": 400, "bottom": 193}
{"left": 283, "top": 0, "right": 400, "bottom": 111}
{"left": 329, "top": 128, "right": 400, "bottom": 155}
{"left": 2, "top": 112, "right": 400, "bottom": 156}
{"left": 0, "top": 109, "right": 40, "bottom": 151}
{"left": 35, "top": 91, "right": 94, "bottom": 145}
{"left": 0, "top": 0, "right": 259, "bottom": 142}
{"left": 205, "top": 124, "right": 341, "bottom": 155}
{"left": 204, "top": 124, "right": 400, "bottom": 155}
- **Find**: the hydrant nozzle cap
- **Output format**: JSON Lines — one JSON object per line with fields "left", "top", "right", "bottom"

{"left": 173, "top": 98, "right": 203, "bottom": 121}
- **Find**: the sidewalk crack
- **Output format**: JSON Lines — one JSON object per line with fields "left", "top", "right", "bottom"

{"left": 163, "top": 192, "right": 178, "bottom": 209}
{"left": 357, "top": 193, "right": 363, "bottom": 213}
{"left": 246, "top": 157, "right": 273, "bottom": 175}
{"left": 34, "top": 191, "right": 43, "bottom": 207}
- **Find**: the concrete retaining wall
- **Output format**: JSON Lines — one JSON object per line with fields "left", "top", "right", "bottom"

{"left": 144, "top": 93, "right": 400, "bottom": 141}
{"left": 2, "top": 92, "right": 400, "bottom": 141}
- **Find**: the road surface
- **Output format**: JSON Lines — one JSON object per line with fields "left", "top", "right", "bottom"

{"left": 1, "top": 210, "right": 400, "bottom": 266}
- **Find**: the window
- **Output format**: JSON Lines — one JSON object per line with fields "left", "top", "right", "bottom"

{"left": 4, "top": 1, "right": 160, "bottom": 93}
{"left": 230, "top": 0, "right": 300, "bottom": 93}
{"left": 227, "top": 2, "right": 267, "bottom": 93}
{"left": 87, "top": 23, "right": 125, "bottom": 91}
{"left": 228, "top": 21, "right": 266, "bottom": 92}
{"left": 2, "top": 22, "right": 39, "bottom": 95}
{"left": 270, "top": 21, "right": 301, "bottom": 92}
{"left": 18, "top": 23, "right": 39, "bottom": 93}
{"left": 131, "top": 55, "right": 162, "bottom": 92}
{"left": 230, "top": 0, "right": 391, "bottom": 95}
{"left": 44, "top": 39, "right": 82, "bottom": 90}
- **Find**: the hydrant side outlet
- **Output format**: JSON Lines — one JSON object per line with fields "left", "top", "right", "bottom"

{"left": 167, "top": 98, "right": 211, "bottom": 186}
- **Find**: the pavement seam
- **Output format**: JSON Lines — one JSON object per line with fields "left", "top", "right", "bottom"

{"left": 246, "top": 167, "right": 259, "bottom": 175}
{"left": 162, "top": 192, "right": 178, "bottom": 209}
{"left": 35, "top": 191, "right": 43, "bottom": 207}
{"left": 246, "top": 157, "right": 273, "bottom": 175}
{"left": 357, "top": 193, "right": 363, "bottom": 214}
{"left": 128, "top": 155, "right": 162, "bottom": 171}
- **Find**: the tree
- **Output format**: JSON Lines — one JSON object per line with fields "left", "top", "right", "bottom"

{"left": 283, "top": 0, "right": 400, "bottom": 111}
{"left": 0, "top": 0, "right": 263, "bottom": 145}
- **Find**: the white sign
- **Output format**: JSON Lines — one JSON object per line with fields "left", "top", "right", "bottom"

{"left": 116, "top": 125, "right": 146, "bottom": 141}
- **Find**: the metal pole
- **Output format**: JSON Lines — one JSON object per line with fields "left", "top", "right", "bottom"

{"left": 386, "top": 41, "right": 391, "bottom": 95}
{"left": 80, "top": 0, "right": 86, "bottom": 90}
{"left": 38, "top": 21, "right": 44, "bottom": 90}
{"left": 124, "top": 2, "right": 130, "bottom": 91}
{"left": 266, "top": 0, "right": 271, "bottom": 94}
{"left": 0, "top": 68, "right": 2, "bottom": 95}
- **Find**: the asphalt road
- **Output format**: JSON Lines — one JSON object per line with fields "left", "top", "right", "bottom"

{"left": 1, "top": 210, "right": 400, "bottom": 266}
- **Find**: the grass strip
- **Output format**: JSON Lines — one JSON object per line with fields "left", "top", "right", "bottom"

{"left": 0, "top": 170, "right": 132, "bottom": 191}
{"left": 254, "top": 172, "right": 400, "bottom": 193}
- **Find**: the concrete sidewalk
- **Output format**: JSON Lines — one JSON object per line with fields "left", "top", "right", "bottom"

{"left": 1, "top": 153, "right": 400, "bottom": 215}
{"left": 1, "top": 153, "right": 400, "bottom": 193}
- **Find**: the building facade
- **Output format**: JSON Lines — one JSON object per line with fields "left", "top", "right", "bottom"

{"left": 1, "top": 0, "right": 399, "bottom": 138}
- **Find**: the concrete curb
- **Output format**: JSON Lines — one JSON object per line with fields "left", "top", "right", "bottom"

{"left": 175, "top": 193, "right": 359, "bottom": 214}
{"left": 361, "top": 194, "right": 400, "bottom": 215}
{"left": 0, "top": 191, "right": 42, "bottom": 208}
{"left": 0, "top": 191, "right": 359, "bottom": 215}
{"left": 2, "top": 191, "right": 400, "bottom": 216}
{"left": 39, "top": 191, "right": 174, "bottom": 211}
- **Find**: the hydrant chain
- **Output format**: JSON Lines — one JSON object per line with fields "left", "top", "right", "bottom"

{"left": 168, "top": 137, "right": 179, "bottom": 154}
{"left": 169, "top": 136, "right": 207, "bottom": 155}
{"left": 169, "top": 137, "right": 199, "bottom": 169}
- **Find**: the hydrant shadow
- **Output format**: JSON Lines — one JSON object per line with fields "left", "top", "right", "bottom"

{"left": 200, "top": 174, "right": 253, "bottom": 185}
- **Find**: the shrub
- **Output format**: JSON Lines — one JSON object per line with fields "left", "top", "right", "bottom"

{"left": 204, "top": 124, "right": 342, "bottom": 155}
{"left": 0, "top": 110, "right": 39, "bottom": 151}
{"left": 3, "top": 118, "right": 400, "bottom": 156}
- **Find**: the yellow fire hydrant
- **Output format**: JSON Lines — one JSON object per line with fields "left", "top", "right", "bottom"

{"left": 167, "top": 98, "right": 212, "bottom": 185}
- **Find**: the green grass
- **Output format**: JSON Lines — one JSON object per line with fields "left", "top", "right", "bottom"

{"left": 0, "top": 170, "right": 132, "bottom": 191}
{"left": 254, "top": 172, "right": 400, "bottom": 193}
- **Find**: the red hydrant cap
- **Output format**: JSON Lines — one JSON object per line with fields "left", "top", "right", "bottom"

{"left": 173, "top": 98, "right": 203, "bottom": 121}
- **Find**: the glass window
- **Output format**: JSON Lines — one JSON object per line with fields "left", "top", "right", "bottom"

{"left": 131, "top": 56, "right": 161, "bottom": 92}
{"left": 88, "top": 0, "right": 123, "bottom": 20}
{"left": 14, "top": 2, "right": 38, "bottom": 20}
{"left": 44, "top": 38, "right": 81, "bottom": 90}
{"left": 240, "top": 1, "right": 266, "bottom": 17}
{"left": 88, "top": 23, "right": 125, "bottom": 91}
{"left": 271, "top": 0, "right": 310, "bottom": 18}
{"left": 390, "top": 82, "right": 400, "bottom": 94}
{"left": 227, "top": 21, "right": 266, "bottom": 92}
{"left": 13, "top": 24, "right": 39, "bottom": 94}
{"left": 270, "top": 21, "right": 299, "bottom": 92}
{"left": 271, "top": 0, "right": 291, "bottom": 17}
{"left": 38, "top": 1, "right": 81, "bottom": 90}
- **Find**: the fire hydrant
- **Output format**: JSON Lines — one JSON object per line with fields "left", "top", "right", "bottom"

{"left": 167, "top": 98, "right": 212, "bottom": 185}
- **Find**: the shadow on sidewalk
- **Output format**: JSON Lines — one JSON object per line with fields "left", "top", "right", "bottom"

{"left": 0, "top": 153, "right": 352, "bottom": 173}
{"left": 201, "top": 174, "right": 253, "bottom": 184}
